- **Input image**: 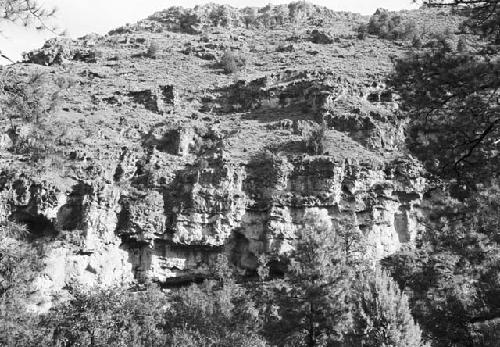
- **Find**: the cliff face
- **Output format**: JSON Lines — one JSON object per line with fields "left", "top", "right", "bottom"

{"left": 0, "top": 3, "right": 435, "bottom": 310}
{"left": 0, "top": 146, "right": 425, "bottom": 307}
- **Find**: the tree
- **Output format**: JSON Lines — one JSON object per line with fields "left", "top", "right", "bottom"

{"left": 0, "top": 70, "right": 62, "bottom": 125}
{"left": 262, "top": 209, "right": 355, "bottom": 346}
{"left": 391, "top": 50, "right": 500, "bottom": 191}
{"left": 0, "top": 70, "right": 69, "bottom": 159}
{"left": 335, "top": 215, "right": 366, "bottom": 266}
{"left": 388, "top": 4, "right": 500, "bottom": 344}
{"left": 356, "top": 267, "right": 426, "bottom": 347}
{"left": 384, "top": 188, "right": 500, "bottom": 346}
{"left": 421, "top": 1, "right": 500, "bottom": 43}
{"left": 166, "top": 254, "right": 267, "bottom": 346}
{"left": 242, "top": 7, "right": 258, "bottom": 28}
{"left": 0, "top": 221, "right": 44, "bottom": 346}
{"left": 367, "top": 8, "right": 419, "bottom": 41}
{"left": 39, "top": 286, "right": 169, "bottom": 346}
{"left": 271, "top": 5, "right": 289, "bottom": 26}
{"left": 208, "top": 5, "right": 231, "bottom": 27}
{"left": 259, "top": 209, "right": 424, "bottom": 346}
{"left": 178, "top": 10, "right": 200, "bottom": 34}
{"left": 390, "top": 0, "right": 500, "bottom": 193}
{"left": 0, "top": 0, "right": 56, "bottom": 30}
{"left": 219, "top": 50, "right": 246, "bottom": 74}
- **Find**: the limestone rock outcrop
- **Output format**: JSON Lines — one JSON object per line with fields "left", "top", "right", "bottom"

{"left": 0, "top": 2, "right": 439, "bottom": 311}
{"left": 0, "top": 144, "right": 425, "bottom": 303}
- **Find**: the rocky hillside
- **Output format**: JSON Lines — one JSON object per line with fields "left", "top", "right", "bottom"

{"left": 0, "top": 2, "right": 457, "bottom": 311}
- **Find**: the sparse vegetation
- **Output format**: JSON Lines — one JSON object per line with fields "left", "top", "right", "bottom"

{"left": 0, "top": 70, "right": 70, "bottom": 160}
{"left": 304, "top": 123, "right": 327, "bottom": 154}
{"left": 367, "top": 8, "right": 420, "bottom": 41}
{"left": 178, "top": 10, "right": 200, "bottom": 34}
{"left": 242, "top": 7, "right": 257, "bottom": 28}
{"left": 219, "top": 50, "right": 246, "bottom": 74}
{"left": 146, "top": 41, "right": 160, "bottom": 58}
{"left": 0, "top": 221, "right": 44, "bottom": 346}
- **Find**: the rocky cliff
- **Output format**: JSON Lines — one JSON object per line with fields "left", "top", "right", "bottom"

{"left": 0, "top": 2, "right": 439, "bottom": 310}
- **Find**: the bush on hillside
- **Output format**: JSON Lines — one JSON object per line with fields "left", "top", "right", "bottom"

{"left": 208, "top": 5, "right": 232, "bottom": 27}
{"left": 368, "top": 8, "right": 419, "bottom": 41}
{"left": 219, "top": 50, "right": 246, "bottom": 74}
{"left": 357, "top": 24, "right": 368, "bottom": 40}
{"left": 304, "top": 123, "right": 328, "bottom": 154}
{"left": 179, "top": 10, "right": 200, "bottom": 33}
{"left": 146, "top": 41, "right": 160, "bottom": 58}
{"left": 242, "top": 7, "right": 258, "bottom": 28}
{"left": 0, "top": 70, "right": 70, "bottom": 159}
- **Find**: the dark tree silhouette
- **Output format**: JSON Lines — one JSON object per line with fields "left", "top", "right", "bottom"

{"left": 392, "top": 1, "right": 500, "bottom": 192}
{"left": 391, "top": 50, "right": 500, "bottom": 190}
{"left": 0, "top": 0, "right": 56, "bottom": 30}
{"left": 420, "top": 0, "right": 500, "bottom": 43}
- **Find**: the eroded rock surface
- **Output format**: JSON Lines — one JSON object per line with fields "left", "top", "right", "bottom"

{"left": 0, "top": 3, "right": 439, "bottom": 311}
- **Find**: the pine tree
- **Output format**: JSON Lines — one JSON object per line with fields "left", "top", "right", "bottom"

{"left": 0, "top": 0, "right": 56, "bottom": 30}
{"left": 167, "top": 254, "right": 266, "bottom": 346}
{"left": 263, "top": 209, "right": 355, "bottom": 346}
{"left": 356, "top": 267, "right": 426, "bottom": 347}
{"left": 0, "top": 221, "right": 43, "bottom": 346}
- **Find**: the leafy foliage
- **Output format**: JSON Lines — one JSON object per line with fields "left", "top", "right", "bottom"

{"left": 304, "top": 123, "right": 328, "bottom": 155}
{"left": 178, "top": 10, "right": 200, "bottom": 34}
{"left": 146, "top": 41, "right": 160, "bottom": 59}
{"left": 389, "top": 8, "right": 499, "bottom": 191}
{"left": 219, "top": 50, "right": 246, "bottom": 74}
{"left": 39, "top": 286, "right": 168, "bottom": 346}
{"left": 366, "top": 8, "right": 419, "bottom": 41}
{"left": 423, "top": 0, "right": 500, "bottom": 43}
{"left": 356, "top": 267, "right": 426, "bottom": 347}
{"left": 0, "top": 70, "right": 70, "bottom": 159}
{"left": 0, "top": 215, "right": 426, "bottom": 347}
{"left": 0, "top": 221, "right": 43, "bottom": 346}
{"left": 0, "top": 70, "right": 62, "bottom": 125}
{"left": 0, "top": 0, "right": 56, "bottom": 30}
{"left": 261, "top": 209, "right": 355, "bottom": 346}
{"left": 164, "top": 255, "right": 266, "bottom": 346}
{"left": 242, "top": 7, "right": 257, "bottom": 28}
{"left": 257, "top": 209, "right": 425, "bottom": 346}
{"left": 384, "top": 188, "right": 500, "bottom": 346}
{"left": 386, "top": 2, "right": 500, "bottom": 345}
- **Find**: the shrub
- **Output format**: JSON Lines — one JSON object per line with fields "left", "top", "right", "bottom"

{"left": 1, "top": 71, "right": 59, "bottom": 125}
{"left": 412, "top": 35, "right": 423, "bottom": 48}
{"left": 0, "top": 221, "right": 44, "bottom": 346}
{"left": 457, "top": 36, "right": 467, "bottom": 52}
{"left": 209, "top": 5, "right": 231, "bottom": 27}
{"left": 304, "top": 123, "right": 328, "bottom": 154}
{"left": 368, "top": 9, "right": 419, "bottom": 41}
{"left": 220, "top": 50, "right": 246, "bottom": 74}
{"left": 146, "top": 41, "right": 160, "bottom": 58}
{"left": 243, "top": 7, "right": 258, "bottom": 28}
{"left": 357, "top": 24, "right": 368, "bottom": 40}
{"left": 179, "top": 10, "right": 200, "bottom": 33}
{"left": 0, "top": 70, "right": 69, "bottom": 159}
{"left": 39, "top": 286, "right": 169, "bottom": 346}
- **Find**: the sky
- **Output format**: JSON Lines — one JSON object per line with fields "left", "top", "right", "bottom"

{"left": 0, "top": 0, "right": 419, "bottom": 64}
